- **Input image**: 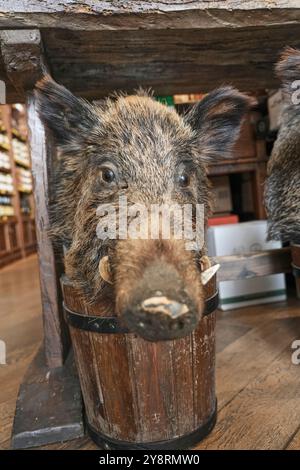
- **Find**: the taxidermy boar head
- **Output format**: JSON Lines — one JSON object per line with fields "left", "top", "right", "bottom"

{"left": 36, "top": 76, "right": 249, "bottom": 341}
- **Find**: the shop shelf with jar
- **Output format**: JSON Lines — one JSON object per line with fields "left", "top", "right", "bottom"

{"left": 0, "top": 105, "right": 36, "bottom": 267}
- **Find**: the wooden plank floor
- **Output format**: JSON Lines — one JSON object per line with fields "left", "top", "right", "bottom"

{"left": 0, "top": 255, "right": 300, "bottom": 450}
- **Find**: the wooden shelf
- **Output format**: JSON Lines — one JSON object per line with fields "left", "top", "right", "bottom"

{"left": 0, "top": 215, "right": 16, "bottom": 224}
{"left": 207, "top": 111, "right": 268, "bottom": 220}
{"left": 0, "top": 166, "right": 12, "bottom": 173}
{"left": 0, "top": 189, "right": 14, "bottom": 196}
{"left": 24, "top": 243, "right": 37, "bottom": 256}
{"left": 0, "top": 105, "right": 36, "bottom": 267}
{"left": 12, "top": 128, "right": 27, "bottom": 142}
{"left": 18, "top": 188, "right": 32, "bottom": 194}
{"left": 14, "top": 158, "right": 30, "bottom": 169}
{"left": 208, "top": 159, "right": 265, "bottom": 176}
{"left": 0, "top": 142, "right": 10, "bottom": 152}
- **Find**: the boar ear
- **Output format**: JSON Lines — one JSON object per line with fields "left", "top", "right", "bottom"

{"left": 275, "top": 47, "right": 300, "bottom": 96}
{"left": 185, "top": 87, "right": 251, "bottom": 160}
{"left": 35, "top": 75, "right": 99, "bottom": 147}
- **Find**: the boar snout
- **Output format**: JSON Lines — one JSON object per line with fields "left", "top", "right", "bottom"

{"left": 124, "top": 295, "right": 196, "bottom": 341}
{"left": 116, "top": 257, "right": 203, "bottom": 341}
{"left": 35, "top": 78, "right": 249, "bottom": 320}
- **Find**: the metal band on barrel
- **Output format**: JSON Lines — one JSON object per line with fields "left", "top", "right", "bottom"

{"left": 86, "top": 401, "right": 217, "bottom": 449}
{"left": 63, "top": 291, "right": 219, "bottom": 334}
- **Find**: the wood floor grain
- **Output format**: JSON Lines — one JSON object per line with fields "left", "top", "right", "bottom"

{"left": 0, "top": 255, "right": 43, "bottom": 450}
{"left": 0, "top": 255, "right": 300, "bottom": 450}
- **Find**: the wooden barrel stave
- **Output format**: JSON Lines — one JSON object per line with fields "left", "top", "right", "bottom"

{"left": 61, "top": 275, "right": 217, "bottom": 447}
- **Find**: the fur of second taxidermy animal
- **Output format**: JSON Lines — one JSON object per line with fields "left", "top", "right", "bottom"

{"left": 265, "top": 47, "right": 300, "bottom": 244}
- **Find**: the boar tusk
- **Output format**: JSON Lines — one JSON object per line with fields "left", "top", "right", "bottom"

{"left": 99, "top": 256, "right": 113, "bottom": 284}
{"left": 201, "top": 264, "right": 220, "bottom": 285}
{"left": 200, "top": 255, "right": 211, "bottom": 272}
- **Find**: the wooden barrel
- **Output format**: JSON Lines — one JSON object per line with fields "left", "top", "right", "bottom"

{"left": 291, "top": 243, "right": 300, "bottom": 299}
{"left": 61, "top": 274, "right": 218, "bottom": 450}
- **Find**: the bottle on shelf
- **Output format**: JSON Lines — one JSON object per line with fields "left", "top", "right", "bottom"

{"left": 0, "top": 132, "right": 10, "bottom": 151}
{"left": 20, "top": 194, "right": 31, "bottom": 216}
{"left": 12, "top": 139, "right": 30, "bottom": 168}
{"left": 16, "top": 166, "right": 32, "bottom": 193}
{"left": 0, "top": 150, "right": 11, "bottom": 170}
{"left": 0, "top": 194, "right": 14, "bottom": 217}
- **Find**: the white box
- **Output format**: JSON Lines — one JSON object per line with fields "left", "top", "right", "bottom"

{"left": 207, "top": 220, "right": 286, "bottom": 310}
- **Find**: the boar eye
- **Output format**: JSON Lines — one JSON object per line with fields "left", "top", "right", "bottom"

{"left": 177, "top": 172, "right": 190, "bottom": 188}
{"left": 101, "top": 167, "right": 116, "bottom": 184}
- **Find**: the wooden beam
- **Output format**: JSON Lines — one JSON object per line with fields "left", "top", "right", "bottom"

{"left": 0, "top": 2, "right": 299, "bottom": 31}
{"left": 0, "top": 5, "right": 299, "bottom": 101}
{"left": 36, "top": 23, "right": 300, "bottom": 99}
{"left": 216, "top": 247, "right": 292, "bottom": 282}
{"left": 0, "top": 29, "right": 47, "bottom": 97}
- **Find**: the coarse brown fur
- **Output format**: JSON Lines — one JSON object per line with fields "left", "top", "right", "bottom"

{"left": 36, "top": 76, "right": 249, "bottom": 334}
{"left": 265, "top": 47, "right": 300, "bottom": 243}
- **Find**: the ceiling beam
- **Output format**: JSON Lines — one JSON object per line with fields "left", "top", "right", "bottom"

{"left": 0, "top": 29, "right": 47, "bottom": 99}
{"left": 0, "top": 1, "right": 299, "bottom": 31}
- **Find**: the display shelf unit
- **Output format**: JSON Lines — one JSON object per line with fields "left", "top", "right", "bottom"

{"left": 0, "top": 104, "right": 36, "bottom": 268}
{"left": 207, "top": 110, "right": 268, "bottom": 221}
{"left": 0, "top": 217, "right": 21, "bottom": 268}
{"left": 176, "top": 100, "right": 268, "bottom": 221}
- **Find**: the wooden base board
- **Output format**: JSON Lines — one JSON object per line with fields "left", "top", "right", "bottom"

{"left": 0, "top": 249, "right": 22, "bottom": 269}
{"left": 24, "top": 243, "right": 37, "bottom": 256}
{"left": 11, "top": 345, "right": 84, "bottom": 449}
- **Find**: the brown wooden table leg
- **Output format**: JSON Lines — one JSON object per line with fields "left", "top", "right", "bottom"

{"left": 1, "top": 28, "right": 71, "bottom": 369}
{"left": 291, "top": 244, "right": 300, "bottom": 299}
{"left": 0, "top": 30, "right": 80, "bottom": 448}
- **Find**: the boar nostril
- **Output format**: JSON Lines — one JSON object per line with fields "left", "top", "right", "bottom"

{"left": 141, "top": 296, "right": 189, "bottom": 319}
{"left": 122, "top": 287, "right": 200, "bottom": 340}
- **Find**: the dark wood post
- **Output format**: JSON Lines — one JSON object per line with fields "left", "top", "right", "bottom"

{"left": 27, "top": 93, "right": 70, "bottom": 368}
{"left": 0, "top": 30, "right": 84, "bottom": 449}
{"left": 0, "top": 29, "right": 70, "bottom": 368}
